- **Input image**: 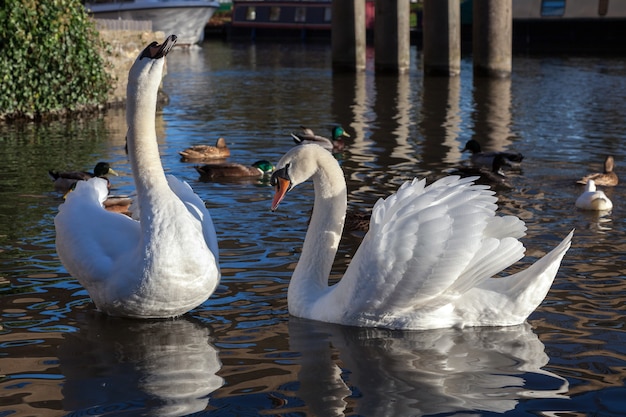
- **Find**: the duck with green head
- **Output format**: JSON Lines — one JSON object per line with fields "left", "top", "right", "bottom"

{"left": 195, "top": 160, "right": 275, "bottom": 180}
{"left": 454, "top": 154, "right": 513, "bottom": 190}
{"left": 291, "top": 125, "right": 350, "bottom": 153}
{"left": 462, "top": 139, "right": 523, "bottom": 169}
{"left": 49, "top": 161, "right": 119, "bottom": 193}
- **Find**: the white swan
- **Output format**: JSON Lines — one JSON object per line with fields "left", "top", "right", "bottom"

{"left": 54, "top": 35, "right": 220, "bottom": 318}
{"left": 575, "top": 179, "right": 613, "bottom": 211}
{"left": 270, "top": 144, "right": 573, "bottom": 330}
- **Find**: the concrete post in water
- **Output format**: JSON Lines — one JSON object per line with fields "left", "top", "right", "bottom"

{"left": 374, "top": 0, "right": 410, "bottom": 73}
{"left": 332, "top": 0, "right": 366, "bottom": 72}
{"left": 473, "top": 0, "right": 512, "bottom": 77}
{"left": 422, "top": 0, "right": 461, "bottom": 76}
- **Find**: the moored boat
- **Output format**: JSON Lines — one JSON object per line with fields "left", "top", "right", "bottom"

{"left": 228, "top": 0, "right": 375, "bottom": 41}
{"left": 85, "top": 0, "right": 220, "bottom": 45}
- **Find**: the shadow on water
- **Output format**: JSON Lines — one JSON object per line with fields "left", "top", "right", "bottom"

{"left": 2, "top": 41, "right": 626, "bottom": 415}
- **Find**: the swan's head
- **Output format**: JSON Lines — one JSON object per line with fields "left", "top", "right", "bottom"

{"left": 140, "top": 34, "right": 177, "bottom": 61}
{"left": 270, "top": 144, "right": 338, "bottom": 211}
{"left": 127, "top": 34, "right": 177, "bottom": 96}
{"left": 270, "top": 161, "right": 295, "bottom": 211}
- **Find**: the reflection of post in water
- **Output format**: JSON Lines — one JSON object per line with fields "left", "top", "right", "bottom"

{"left": 331, "top": 69, "right": 417, "bottom": 209}
{"left": 471, "top": 76, "right": 513, "bottom": 152}
{"left": 419, "top": 75, "right": 462, "bottom": 166}
{"left": 331, "top": 69, "right": 369, "bottom": 158}
{"left": 331, "top": 72, "right": 360, "bottom": 143}
{"left": 331, "top": 66, "right": 414, "bottom": 165}
{"left": 370, "top": 74, "right": 416, "bottom": 167}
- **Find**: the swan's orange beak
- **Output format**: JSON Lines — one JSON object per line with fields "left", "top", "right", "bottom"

{"left": 271, "top": 176, "right": 291, "bottom": 211}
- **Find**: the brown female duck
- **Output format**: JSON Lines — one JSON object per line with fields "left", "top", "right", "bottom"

{"left": 577, "top": 155, "right": 618, "bottom": 186}
{"left": 180, "top": 137, "right": 230, "bottom": 161}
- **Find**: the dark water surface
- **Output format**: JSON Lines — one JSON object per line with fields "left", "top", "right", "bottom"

{"left": 2, "top": 40, "right": 626, "bottom": 416}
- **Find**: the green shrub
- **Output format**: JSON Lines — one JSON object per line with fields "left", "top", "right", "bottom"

{"left": 0, "top": 0, "right": 112, "bottom": 120}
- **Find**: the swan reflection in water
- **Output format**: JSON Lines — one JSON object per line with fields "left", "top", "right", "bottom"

{"left": 59, "top": 313, "right": 223, "bottom": 416}
{"left": 289, "top": 319, "right": 569, "bottom": 416}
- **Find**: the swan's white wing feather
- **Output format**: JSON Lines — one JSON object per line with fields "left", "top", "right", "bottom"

{"left": 335, "top": 176, "right": 525, "bottom": 318}
{"left": 166, "top": 175, "right": 219, "bottom": 261}
{"left": 55, "top": 178, "right": 140, "bottom": 285}
{"left": 458, "top": 230, "right": 574, "bottom": 325}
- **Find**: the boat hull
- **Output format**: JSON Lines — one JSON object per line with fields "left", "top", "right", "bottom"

{"left": 86, "top": 1, "right": 219, "bottom": 45}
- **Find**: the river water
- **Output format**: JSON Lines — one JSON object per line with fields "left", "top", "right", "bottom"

{"left": 1, "top": 40, "right": 626, "bottom": 416}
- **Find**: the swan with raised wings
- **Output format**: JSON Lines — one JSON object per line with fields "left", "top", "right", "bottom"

{"left": 270, "top": 144, "right": 573, "bottom": 330}
{"left": 55, "top": 35, "right": 220, "bottom": 318}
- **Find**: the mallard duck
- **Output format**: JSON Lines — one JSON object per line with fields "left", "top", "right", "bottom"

{"left": 195, "top": 160, "right": 275, "bottom": 179}
{"left": 269, "top": 143, "right": 573, "bottom": 330}
{"left": 577, "top": 155, "right": 618, "bottom": 186}
{"left": 455, "top": 154, "right": 513, "bottom": 189}
{"left": 575, "top": 179, "right": 613, "bottom": 211}
{"left": 49, "top": 162, "right": 118, "bottom": 193}
{"left": 55, "top": 35, "right": 220, "bottom": 318}
{"left": 462, "top": 139, "right": 524, "bottom": 169}
{"left": 179, "top": 137, "right": 230, "bottom": 161}
{"left": 291, "top": 125, "right": 350, "bottom": 153}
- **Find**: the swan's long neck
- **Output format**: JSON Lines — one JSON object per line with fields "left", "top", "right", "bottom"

{"left": 289, "top": 154, "right": 347, "bottom": 309}
{"left": 126, "top": 61, "right": 171, "bottom": 210}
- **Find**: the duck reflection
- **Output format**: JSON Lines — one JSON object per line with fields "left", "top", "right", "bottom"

{"left": 59, "top": 313, "right": 223, "bottom": 416}
{"left": 289, "top": 319, "right": 568, "bottom": 416}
